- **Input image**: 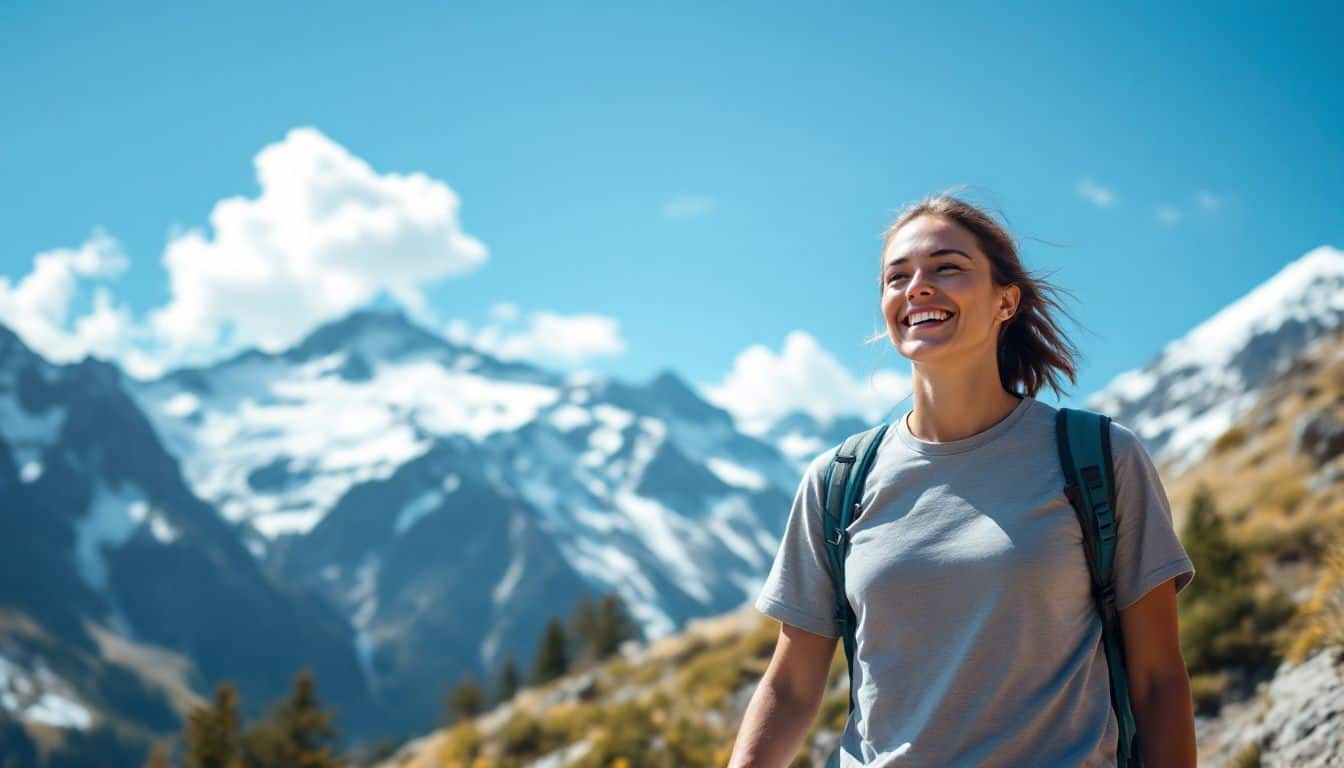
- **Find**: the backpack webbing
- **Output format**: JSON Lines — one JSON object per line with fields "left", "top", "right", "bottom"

{"left": 1056, "top": 407, "right": 1142, "bottom": 767}
{"left": 819, "top": 407, "right": 1141, "bottom": 767}
{"left": 819, "top": 423, "right": 889, "bottom": 717}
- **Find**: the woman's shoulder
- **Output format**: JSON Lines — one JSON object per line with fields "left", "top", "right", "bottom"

{"left": 1104, "top": 416, "right": 1151, "bottom": 462}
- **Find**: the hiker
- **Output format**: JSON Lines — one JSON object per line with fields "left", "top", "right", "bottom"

{"left": 728, "top": 194, "right": 1197, "bottom": 767}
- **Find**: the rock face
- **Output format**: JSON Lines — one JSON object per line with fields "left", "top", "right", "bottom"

{"left": 1202, "top": 646, "right": 1344, "bottom": 766}
{"left": 1249, "top": 646, "right": 1344, "bottom": 767}
{"left": 1292, "top": 409, "right": 1344, "bottom": 467}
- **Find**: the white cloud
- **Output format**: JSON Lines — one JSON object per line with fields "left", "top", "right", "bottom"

{"left": 660, "top": 195, "right": 715, "bottom": 220}
{"left": 0, "top": 230, "right": 155, "bottom": 373}
{"left": 1197, "top": 190, "right": 1220, "bottom": 211}
{"left": 1076, "top": 178, "right": 1116, "bottom": 208}
{"left": 489, "top": 301, "right": 520, "bottom": 322}
{"left": 1156, "top": 205, "right": 1182, "bottom": 226}
{"left": 700, "top": 331, "right": 910, "bottom": 437}
{"left": 446, "top": 304, "right": 627, "bottom": 366}
{"left": 148, "top": 126, "right": 486, "bottom": 361}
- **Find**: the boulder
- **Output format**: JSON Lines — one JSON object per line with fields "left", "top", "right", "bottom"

{"left": 1292, "top": 411, "right": 1344, "bottom": 466}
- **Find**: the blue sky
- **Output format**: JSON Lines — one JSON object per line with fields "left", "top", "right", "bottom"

{"left": 2, "top": 1, "right": 1340, "bottom": 430}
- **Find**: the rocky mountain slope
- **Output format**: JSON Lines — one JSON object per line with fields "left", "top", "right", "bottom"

{"left": 0, "top": 324, "right": 379, "bottom": 763}
{"left": 1085, "top": 245, "right": 1343, "bottom": 477}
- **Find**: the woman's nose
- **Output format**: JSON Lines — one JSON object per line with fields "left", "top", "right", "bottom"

{"left": 905, "top": 268, "right": 936, "bottom": 297}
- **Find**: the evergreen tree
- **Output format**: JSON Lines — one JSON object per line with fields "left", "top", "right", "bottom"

{"left": 242, "top": 669, "right": 339, "bottom": 768}
{"left": 592, "top": 592, "right": 639, "bottom": 659}
{"left": 530, "top": 618, "right": 570, "bottom": 685}
{"left": 493, "top": 655, "right": 520, "bottom": 705}
{"left": 568, "top": 592, "right": 638, "bottom": 665}
{"left": 184, "top": 683, "right": 244, "bottom": 768}
{"left": 143, "top": 741, "right": 173, "bottom": 768}
{"left": 1180, "top": 484, "right": 1246, "bottom": 599}
{"left": 1178, "top": 484, "right": 1296, "bottom": 680}
{"left": 445, "top": 673, "right": 484, "bottom": 722}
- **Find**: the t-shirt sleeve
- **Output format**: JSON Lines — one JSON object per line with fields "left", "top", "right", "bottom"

{"left": 754, "top": 449, "right": 842, "bottom": 638}
{"left": 1108, "top": 420, "right": 1196, "bottom": 610}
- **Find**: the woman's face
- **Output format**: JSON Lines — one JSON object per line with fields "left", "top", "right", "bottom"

{"left": 880, "top": 215, "right": 1018, "bottom": 365}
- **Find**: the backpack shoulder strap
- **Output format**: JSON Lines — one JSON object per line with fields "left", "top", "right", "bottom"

{"left": 1055, "top": 407, "right": 1142, "bottom": 767}
{"left": 820, "top": 422, "right": 888, "bottom": 719}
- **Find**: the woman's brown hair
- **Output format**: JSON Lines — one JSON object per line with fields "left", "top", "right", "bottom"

{"left": 866, "top": 191, "right": 1084, "bottom": 400}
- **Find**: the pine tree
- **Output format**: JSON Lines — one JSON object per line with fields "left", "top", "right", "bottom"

{"left": 184, "top": 683, "right": 244, "bottom": 768}
{"left": 568, "top": 595, "right": 601, "bottom": 666}
{"left": 1180, "top": 484, "right": 1246, "bottom": 600}
{"left": 143, "top": 741, "right": 173, "bottom": 768}
{"left": 1177, "top": 483, "right": 1295, "bottom": 680}
{"left": 242, "top": 669, "right": 339, "bottom": 768}
{"left": 592, "top": 592, "right": 639, "bottom": 659}
{"left": 530, "top": 618, "right": 569, "bottom": 685}
{"left": 445, "top": 673, "right": 484, "bottom": 723}
{"left": 494, "top": 655, "right": 520, "bottom": 704}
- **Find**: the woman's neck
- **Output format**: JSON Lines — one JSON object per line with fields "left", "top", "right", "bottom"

{"left": 905, "top": 363, "right": 1023, "bottom": 443}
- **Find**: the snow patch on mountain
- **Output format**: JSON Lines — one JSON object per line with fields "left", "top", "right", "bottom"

{"left": 705, "top": 457, "right": 767, "bottom": 491}
{"left": 75, "top": 482, "right": 151, "bottom": 592}
{"left": 395, "top": 474, "right": 459, "bottom": 536}
{"left": 492, "top": 514, "right": 529, "bottom": 606}
{"left": 0, "top": 395, "right": 65, "bottom": 479}
{"left": 562, "top": 535, "right": 674, "bottom": 639}
{"left": 0, "top": 653, "right": 94, "bottom": 730}
{"left": 133, "top": 343, "right": 563, "bottom": 538}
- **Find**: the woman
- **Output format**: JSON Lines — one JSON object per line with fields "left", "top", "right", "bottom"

{"left": 728, "top": 194, "right": 1198, "bottom": 767}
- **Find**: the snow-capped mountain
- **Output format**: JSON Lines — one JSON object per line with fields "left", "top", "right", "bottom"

{"left": 127, "top": 307, "right": 799, "bottom": 732}
{"left": 0, "top": 324, "right": 379, "bottom": 758}
{"left": 1086, "top": 245, "right": 1344, "bottom": 475}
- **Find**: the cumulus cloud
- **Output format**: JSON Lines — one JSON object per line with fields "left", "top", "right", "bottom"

{"left": 446, "top": 302, "right": 627, "bottom": 366}
{"left": 1156, "top": 205, "right": 1182, "bottom": 226}
{"left": 660, "top": 195, "right": 715, "bottom": 220}
{"left": 0, "top": 230, "right": 158, "bottom": 374}
{"left": 700, "top": 331, "right": 910, "bottom": 437}
{"left": 1076, "top": 178, "right": 1116, "bottom": 208}
{"left": 1197, "top": 190, "right": 1220, "bottom": 211}
{"left": 148, "top": 126, "right": 486, "bottom": 359}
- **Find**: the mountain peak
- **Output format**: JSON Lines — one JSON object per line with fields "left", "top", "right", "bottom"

{"left": 285, "top": 305, "right": 451, "bottom": 363}
{"left": 1086, "top": 243, "right": 1344, "bottom": 474}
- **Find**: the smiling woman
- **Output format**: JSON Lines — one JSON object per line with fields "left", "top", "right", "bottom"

{"left": 728, "top": 191, "right": 1198, "bottom": 768}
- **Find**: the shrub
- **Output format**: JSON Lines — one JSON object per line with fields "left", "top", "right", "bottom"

{"left": 1285, "top": 536, "right": 1344, "bottom": 663}
{"left": 1178, "top": 487, "right": 1297, "bottom": 693}
{"left": 679, "top": 647, "right": 755, "bottom": 709}
{"left": 1232, "top": 741, "right": 1263, "bottom": 768}
{"left": 1212, "top": 426, "right": 1248, "bottom": 454}
{"left": 498, "top": 712, "right": 546, "bottom": 758}
{"left": 437, "top": 721, "right": 482, "bottom": 767}
{"left": 1188, "top": 672, "right": 1231, "bottom": 716}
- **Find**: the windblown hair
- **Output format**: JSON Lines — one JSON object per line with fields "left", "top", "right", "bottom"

{"left": 866, "top": 191, "right": 1083, "bottom": 400}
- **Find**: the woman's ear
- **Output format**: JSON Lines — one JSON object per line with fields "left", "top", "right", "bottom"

{"left": 998, "top": 284, "right": 1021, "bottom": 320}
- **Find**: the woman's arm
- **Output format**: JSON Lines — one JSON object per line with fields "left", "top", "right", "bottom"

{"left": 728, "top": 622, "right": 837, "bottom": 768}
{"left": 1119, "top": 577, "right": 1197, "bottom": 768}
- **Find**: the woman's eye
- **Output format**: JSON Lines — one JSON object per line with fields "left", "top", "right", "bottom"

{"left": 887, "top": 265, "right": 960, "bottom": 283}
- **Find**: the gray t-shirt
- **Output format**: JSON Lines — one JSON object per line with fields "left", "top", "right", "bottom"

{"left": 755, "top": 395, "right": 1195, "bottom": 767}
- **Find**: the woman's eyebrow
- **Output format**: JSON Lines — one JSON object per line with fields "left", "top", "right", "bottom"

{"left": 885, "top": 248, "right": 972, "bottom": 267}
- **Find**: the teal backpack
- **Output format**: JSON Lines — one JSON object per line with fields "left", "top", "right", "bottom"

{"left": 819, "top": 407, "right": 1141, "bottom": 768}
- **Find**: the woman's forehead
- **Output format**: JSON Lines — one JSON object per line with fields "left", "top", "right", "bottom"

{"left": 885, "top": 217, "right": 980, "bottom": 261}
